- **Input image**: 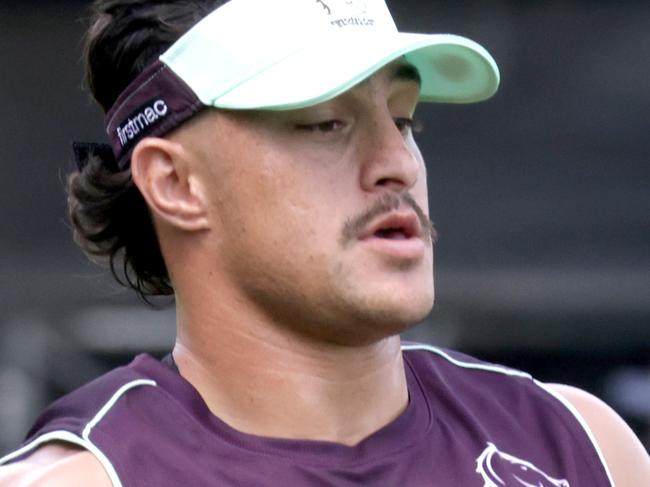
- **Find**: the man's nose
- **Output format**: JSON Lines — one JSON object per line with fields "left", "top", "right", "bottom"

{"left": 357, "top": 112, "right": 420, "bottom": 193}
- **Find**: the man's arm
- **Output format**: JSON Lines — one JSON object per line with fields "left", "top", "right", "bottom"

{"left": 0, "top": 444, "right": 111, "bottom": 487}
{"left": 549, "top": 383, "right": 650, "bottom": 486}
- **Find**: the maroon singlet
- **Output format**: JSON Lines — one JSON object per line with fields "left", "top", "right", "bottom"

{"left": 0, "top": 343, "right": 612, "bottom": 486}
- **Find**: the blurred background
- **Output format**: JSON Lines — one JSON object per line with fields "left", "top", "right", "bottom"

{"left": 1, "top": 0, "right": 649, "bottom": 455}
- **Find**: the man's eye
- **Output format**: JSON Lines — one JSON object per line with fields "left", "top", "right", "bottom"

{"left": 394, "top": 117, "right": 422, "bottom": 135}
{"left": 296, "top": 120, "right": 345, "bottom": 133}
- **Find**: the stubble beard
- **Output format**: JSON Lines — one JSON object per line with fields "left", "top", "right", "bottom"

{"left": 230, "top": 192, "right": 436, "bottom": 347}
{"left": 328, "top": 191, "right": 436, "bottom": 344}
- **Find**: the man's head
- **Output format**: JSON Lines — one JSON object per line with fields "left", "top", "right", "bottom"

{"left": 134, "top": 60, "right": 434, "bottom": 344}
{"left": 71, "top": 0, "right": 498, "bottom": 340}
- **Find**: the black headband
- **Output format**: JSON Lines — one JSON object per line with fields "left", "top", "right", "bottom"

{"left": 73, "top": 60, "right": 203, "bottom": 173}
{"left": 103, "top": 61, "right": 203, "bottom": 170}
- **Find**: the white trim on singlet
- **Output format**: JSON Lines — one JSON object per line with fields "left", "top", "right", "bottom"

{"left": 401, "top": 342, "right": 615, "bottom": 487}
{"left": 401, "top": 342, "right": 533, "bottom": 379}
{"left": 82, "top": 379, "right": 157, "bottom": 439}
{"left": 535, "top": 381, "right": 616, "bottom": 487}
{"left": 0, "top": 430, "right": 86, "bottom": 465}
{"left": 0, "top": 378, "right": 157, "bottom": 487}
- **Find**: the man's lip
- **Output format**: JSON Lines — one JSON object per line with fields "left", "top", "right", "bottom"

{"left": 357, "top": 211, "right": 422, "bottom": 241}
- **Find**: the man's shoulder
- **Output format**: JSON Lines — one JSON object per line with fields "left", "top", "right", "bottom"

{"left": 549, "top": 384, "right": 650, "bottom": 487}
{"left": 401, "top": 341, "right": 532, "bottom": 380}
{"left": 0, "top": 355, "right": 171, "bottom": 487}
{"left": 401, "top": 342, "right": 650, "bottom": 486}
{"left": 0, "top": 355, "right": 167, "bottom": 475}
{"left": 0, "top": 445, "right": 111, "bottom": 487}
{"left": 400, "top": 342, "right": 557, "bottom": 420}
{"left": 20, "top": 354, "right": 161, "bottom": 442}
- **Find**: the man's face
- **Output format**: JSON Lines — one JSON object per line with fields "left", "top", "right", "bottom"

{"left": 181, "top": 61, "right": 435, "bottom": 345}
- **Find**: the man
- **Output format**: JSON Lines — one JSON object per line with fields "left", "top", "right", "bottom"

{"left": 1, "top": 0, "right": 649, "bottom": 485}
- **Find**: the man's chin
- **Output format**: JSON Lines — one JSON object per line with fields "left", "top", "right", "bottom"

{"left": 333, "top": 297, "right": 434, "bottom": 346}
{"left": 373, "top": 301, "right": 434, "bottom": 333}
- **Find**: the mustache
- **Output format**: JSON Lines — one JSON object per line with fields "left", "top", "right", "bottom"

{"left": 341, "top": 193, "right": 438, "bottom": 245}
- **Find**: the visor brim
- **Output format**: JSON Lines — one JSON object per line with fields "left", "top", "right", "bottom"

{"left": 199, "top": 32, "right": 500, "bottom": 110}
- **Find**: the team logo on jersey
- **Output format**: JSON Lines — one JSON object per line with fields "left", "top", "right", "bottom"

{"left": 476, "top": 443, "right": 570, "bottom": 487}
{"left": 314, "top": 0, "right": 374, "bottom": 27}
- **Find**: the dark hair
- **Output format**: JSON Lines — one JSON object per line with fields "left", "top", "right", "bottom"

{"left": 68, "top": 0, "right": 226, "bottom": 300}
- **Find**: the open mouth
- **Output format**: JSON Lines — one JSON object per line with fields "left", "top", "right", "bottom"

{"left": 361, "top": 212, "right": 421, "bottom": 241}
{"left": 356, "top": 211, "right": 426, "bottom": 260}
{"left": 374, "top": 227, "right": 412, "bottom": 240}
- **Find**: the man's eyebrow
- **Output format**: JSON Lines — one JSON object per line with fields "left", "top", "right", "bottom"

{"left": 391, "top": 63, "right": 422, "bottom": 87}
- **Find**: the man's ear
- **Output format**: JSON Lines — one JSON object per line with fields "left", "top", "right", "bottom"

{"left": 130, "top": 138, "right": 209, "bottom": 231}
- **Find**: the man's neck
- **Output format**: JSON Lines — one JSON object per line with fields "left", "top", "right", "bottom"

{"left": 172, "top": 298, "right": 408, "bottom": 446}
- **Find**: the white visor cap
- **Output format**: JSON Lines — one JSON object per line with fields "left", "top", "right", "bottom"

{"left": 160, "top": 0, "right": 500, "bottom": 110}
